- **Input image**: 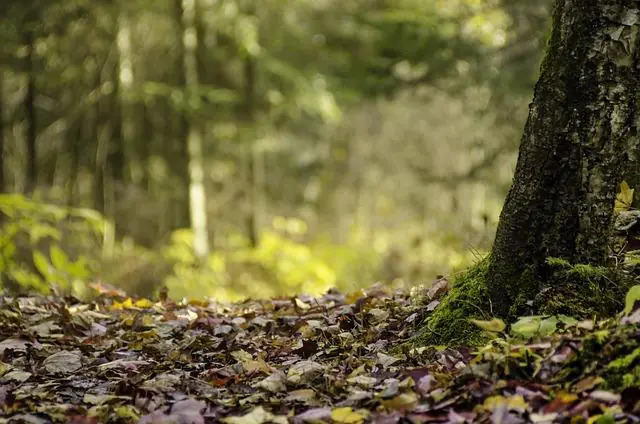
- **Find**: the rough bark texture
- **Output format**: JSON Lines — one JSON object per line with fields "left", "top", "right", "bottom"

{"left": 488, "top": 0, "right": 640, "bottom": 317}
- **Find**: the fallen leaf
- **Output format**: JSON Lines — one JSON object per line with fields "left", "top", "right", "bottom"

{"left": 43, "top": 350, "right": 82, "bottom": 374}
{"left": 331, "top": 407, "right": 367, "bottom": 424}
{"left": 471, "top": 318, "right": 506, "bottom": 333}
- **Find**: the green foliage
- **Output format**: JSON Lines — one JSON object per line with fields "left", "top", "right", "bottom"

{"left": 161, "top": 218, "right": 381, "bottom": 301}
{"left": 510, "top": 315, "right": 558, "bottom": 339}
{"left": 0, "top": 194, "right": 104, "bottom": 295}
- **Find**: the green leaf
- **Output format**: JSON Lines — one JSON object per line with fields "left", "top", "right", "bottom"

{"left": 65, "top": 257, "right": 91, "bottom": 279}
{"left": 33, "top": 251, "right": 52, "bottom": 280}
{"left": 470, "top": 318, "right": 506, "bottom": 333}
{"left": 511, "top": 316, "right": 542, "bottom": 338}
{"left": 29, "top": 224, "right": 61, "bottom": 244}
{"left": 50, "top": 245, "right": 69, "bottom": 270}
{"left": 557, "top": 314, "right": 578, "bottom": 327}
{"left": 623, "top": 285, "right": 640, "bottom": 315}
{"left": 538, "top": 316, "right": 558, "bottom": 336}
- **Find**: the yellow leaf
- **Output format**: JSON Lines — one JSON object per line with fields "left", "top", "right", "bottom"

{"left": 483, "top": 394, "right": 528, "bottom": 412}
{"left": 470, "top": 318, "right": 506, "bottom": 333}
{"left": 381, "top": 392, "right": 418, "bottom": 411}
{"left": 114, "top": 405, "right": 139, "bottom": 421}
{"left": 331, "top": 407, "right": 366, "bottom": 424}
{"left": 615, "top": 181, "right": 634, "bottom": 212}
{"left": 141, "top": 314, "right": 155, "bottom": 328}
{"left": 556, "top": 391, "right": 579, "bottom": 404}
{"left": 121, "top": 312, "right": 135, "bottom": 327}
{"left": 134, "top": 298, "right": 154, "bottom": 309}
{"left": 111, "top": 301, "right": 124, "bottom": 310}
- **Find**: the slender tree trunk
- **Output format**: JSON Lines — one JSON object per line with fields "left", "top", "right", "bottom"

{"left": 139, "top": 102, "right": 151, "bottom": 190}
{"left": 243, "top": 49, "right": 262, "bottom": 247}
{"left": 171, "top": 0, "right": 193, "bottom": 230}
{"left": 487, "top": 0, "right": 640, "bottom": 318}
{"left": 66, "top": 116, "right": 82, "bottom": 207}
{"left": 181, "top": 0, "right": 209, "bottom": 259}
{"left": 90, "top": 62, "right": 104, "bottom": 213}
{"left": 117, "top": 8, "right": 141, "bottom": 185}
{"left": 24, "top": 28, "right": 37, "bottom": 194}
{"left": 110, "top": 55, "right": 125, "bottom": 185}
{"left": 94, "top": 113, "right": 107, "bottom": 214}
{"left": 0, "top": 70, "right": 4, "bottom": 193}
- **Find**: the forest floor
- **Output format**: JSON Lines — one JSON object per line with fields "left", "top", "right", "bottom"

{"left": 0, "top": 281, "right": 639, "bottom": 424}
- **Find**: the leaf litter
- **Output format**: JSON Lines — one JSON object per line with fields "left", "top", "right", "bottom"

{"left": 0, "top": 281, "right": 638, "bottom": 423}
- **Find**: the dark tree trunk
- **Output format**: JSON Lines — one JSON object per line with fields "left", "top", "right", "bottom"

{"left": 66, "top": 115, "right": 82, "bottom": 207}
{"left": 244, "top": 53, "right": 260, "bottom": 248}
{"left": 0, "top": 71, "right": 4, "bottom": 193}
{"left": 139, "top": 102, "right": 151, "bottom": 190}
{"left": 24, "top": 28, "right": 37, "bottom": 194}
{"left": 487, "top": 0, "right": 640, "bottom": 317}
{"left": 109, "top": 61, "right": 125, "bottom": 185}
{"left": 89, "top": 61, "right": 105, "bottom": 213}
{"left": 172, "top": 0, "right": 192, "bottom": 230}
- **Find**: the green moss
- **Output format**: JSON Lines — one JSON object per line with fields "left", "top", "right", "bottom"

{"left": 545, "top": 257, "right": 570, "bottom": 267}
{"left": 408, "top": 256, "right": 492, "bottom": 348}
{"left": 537, "top": 259, "right": 631, "bottom": 318}
{"left": 405, "top": 250, "right": 633, "bottom": 350}
{"left": 608, "top": 346, "right": 640, "bottom": 370}
{"left": 600, "top": 326, "right": 640, "bottom": 390}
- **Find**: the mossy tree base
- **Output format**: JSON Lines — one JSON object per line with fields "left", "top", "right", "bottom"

{"left": 485, "top": 1, "right": 640, "bottom": 318}
{"left": 410, "top": 257, "right": 492, "bottom": 348}
{"left": 411, "top": 256, "right": 635, "bottom": 348}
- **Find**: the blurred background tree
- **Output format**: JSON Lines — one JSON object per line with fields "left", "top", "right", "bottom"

{"left": 0, "top": 0, "right": 553, "bottom": 300}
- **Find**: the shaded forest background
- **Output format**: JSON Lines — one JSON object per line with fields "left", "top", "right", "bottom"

{"left": 0, "top": 0, "right": 552, "bottom": 301}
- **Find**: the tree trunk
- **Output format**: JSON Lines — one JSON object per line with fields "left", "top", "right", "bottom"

{"left": 24, "top": 28, "right": 37, "bottom": 194}
{"left": 66, "top": 116, "right": 82, "bottom": 207}
{"left": 487, "top": 0, "right": 640, "bottom": 318}
{"left": 109, "top": 46, "right": 126, "bottom": 186}
{"left": 171, "top": 0, "right": 191, "bottom": 230}
{"left": 0, "top": 70, "right": 4, "bottom": 193}
{"left": 181, "top": 0, "right": 210, "bottom": 260}
{"left": 139, "top": 102, "right": 151, "bottom": 190}
{"left": 243, "top": 41, "right": 262, "bottom": 248}
{"left": 117, "top": 8, "right": 140, "bottom": 185}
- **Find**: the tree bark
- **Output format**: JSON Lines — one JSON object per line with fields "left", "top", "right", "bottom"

{"left": 171, "top": 0, "right": 191, "bottom": 230}
{"left": 117, "top": 8, "right": 140, "bottom": 185}
{"left": 0, "top": 70, "right": 4, "bottom": 193}
{"left": 243, "top": 42, "right": 262, "bottom": 248}
{"left": 181, "top": 0, "right": 210, "bottom": 260}
{"left": 66, "top": 116, "right": 82, "bottom": 207}
{"left": 487, "top": 0, "right": 640, "bottom": 317}
{"left": 24, "top": 27, "right": 37, "bottom": 194}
